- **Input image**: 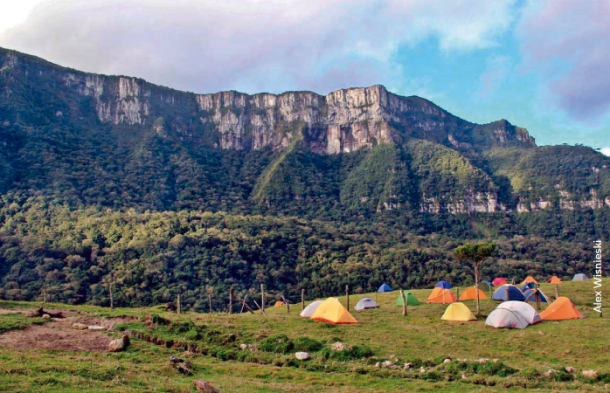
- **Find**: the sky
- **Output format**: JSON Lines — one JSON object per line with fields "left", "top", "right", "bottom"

{"left": 0, "top": 0, "right": 608, "bottom": 154}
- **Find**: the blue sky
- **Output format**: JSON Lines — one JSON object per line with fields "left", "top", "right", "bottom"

{"left": 0, "top": 0, "right": 608, "bottom": 153}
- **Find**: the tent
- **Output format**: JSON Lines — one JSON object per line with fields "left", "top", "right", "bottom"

{"left": 299, "top": 300, "right": 323, "bottom": 318}
{"left": 521, "top": 276, "right": 538, "bottom": 285}
{"left": 492, "top": 285, "right": 526, "bottom": 302}
{"left": 493, "top": 277, "right": 508, "bottom": 286}
{"left": 540, "top": 297, "right": 585, "bottom": 321}
{"left": 377, "top": 284, "right": 393, "bottom": 292}
{"left": 523, "top": 289, "right": 548, "bottom": 303}
{"left": 274, "top": 301, "right": 285, "bottom": 307}
{"left": 441, "top": 303, "right": 477, "bottom": 322}
{"left": 485, "top": 308, "right": 529, "bottom": 329}
{"left": 310, "top": 298, "right": 358, "bottom": 324}
{"left": 572, "top": 273, "right": 589, "bottom": 281}
{"left": 395, "top": 292, "right": 420, "bottom": 306}
{"left": 479, "top": 280, "right": 494, "bottom": 292}
{"left": 426, "top": 287, "right": 457, "bottom": 304}
{"left": 497, "top": 301, "right": 541, "bottom": 325}
{"left": 354, "top": 297, "right": 380, "bottom": 310}
{"left": 520, "top": 283, "right": 535, "bottom": 292}
{"left": 459, "top": 287, "right": 488, "bottom": 301}
{"left": 434, "top": 280, "right": 453, "bottom": 289}
{"left": 547, "top": 276, "right": 563, "bottom": 284}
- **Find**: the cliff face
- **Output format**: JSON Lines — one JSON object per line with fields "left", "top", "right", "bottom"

{"left": 0, "top": 47, "right": 535, "bottom": 155}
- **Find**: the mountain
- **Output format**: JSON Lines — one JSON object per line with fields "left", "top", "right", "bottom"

{"left": 0, "top": 47, "right": 609, "bottom": 308}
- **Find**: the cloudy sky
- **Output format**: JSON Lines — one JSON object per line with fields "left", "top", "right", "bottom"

{"left": 0, "top": 0, "right": 608, "bottom": 154}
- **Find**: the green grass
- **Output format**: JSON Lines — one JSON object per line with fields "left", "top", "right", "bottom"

{"left": 1, "top": 280, "right": 608, "bottom": 392}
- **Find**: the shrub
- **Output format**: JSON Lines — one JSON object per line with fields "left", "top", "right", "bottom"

{"left": 259, "top": 335, "right": 294, "bottom": 354}
{"left": 319, "top": 344, "right": 373, "bottom": 361}
{"left": 294, "top": 337, "right": 323, "bottom": 352}
{"left": 519, "top": 367, "right": 540, "bottom": 380}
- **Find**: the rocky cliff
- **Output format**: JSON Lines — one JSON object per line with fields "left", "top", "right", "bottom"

{"left": 1, "top": 47, "right": 534, "bottom": 155}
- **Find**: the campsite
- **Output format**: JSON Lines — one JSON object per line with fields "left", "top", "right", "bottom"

{"left": 1, "top": 278, "right": 608, "bottom": 392}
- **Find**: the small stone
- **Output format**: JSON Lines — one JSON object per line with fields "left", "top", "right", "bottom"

{"left": 478, "top": 358, "right": 489, "bottom": 363}
{"left": 239, "top": 344, "right": 248, "bottom": 351}
{"left": 565, "top": 366, "right": 575, "bottom": 373}
{"left": 493, "top": 359, "right": 499, "bottom": 363}
{"left": 382, "top": 360, "right": 394, "bottom": 368}
{"left": 72, "top": 323, "right": 88, "bottom": 330}
{"left": 443, "top": 359, "right": 451, "bottom": 363}
{"left": 88, "top": 325, "right": 106, "bottom": 331}
{"left": 247, "top": 344, "right": 257, "bottom": 352}
{"left": 114, "top": 365, "right": 120, "bottom": 370}
{"left": 331, "top": 342, "right": 348, "bottom": 351}
{"left": 375, "top": 362, "right": 381, "bottom": 368}
{"left": 564, "top": 349, "right": 571, "bottom": 354}
{"left": 170, "top": 355, "right": 182, "bottom": 363}
{"left": 42, "top": 314, "right": 51, "bottom": 319}
{"left": 404, "top": 362, "right": 413, "bottom": 369}
{"left": 461, "top": 374, "right": 467, "bottom": 379}
{"left": 295, "top": 352, "right": 310, "bottom": 360}
{"left": 420, "top": 367, "right": 426, "bottom": 373}
{"left": 582, "top": 370, "right": 598, "bottom": 380}
{"left": 541, "top": 369, "right": 557, "bottom": 378}
{"left": 108, "top": 335, "right": 130, "bottom": 352}
{"left": 193, "top": 380, "right": 219, "bottom": 392}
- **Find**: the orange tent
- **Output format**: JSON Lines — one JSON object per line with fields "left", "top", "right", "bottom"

{"left": 547, "top": 276, "right": 562, "bottom": 284}
{"left": 426, "top": 287, "right": 457, "bottom": 304}
{"left": 459, "top": 287, "right": 488, "bottom": 301}
{"left": 540, "top": 297, "right": 585, "bottom": 321}
{"left": 310, "top": 298, "right": 358, "bottom": 324}
{"left": 521, "top": 276, "right": 538, "bottom": 285}
{"left": 274, "top": 301, "right": 285, "bottom": 307}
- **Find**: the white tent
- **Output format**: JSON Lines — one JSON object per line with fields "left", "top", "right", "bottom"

{"left": 299, "top": 300, "right": 324, "bottom": 318}
{"left": 354, "top": 297, "right": 380, "bottom": 311}
{"left": 485, "top": 308, "right": 529, "bottom": 329}
{"left": 497, "top": 301, "right": 541, "bottom": 325}
{"left": 572, "top": 273, "right": 589, "bottom": 281}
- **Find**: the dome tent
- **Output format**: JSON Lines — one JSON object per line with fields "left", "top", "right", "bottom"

{"left": 434, "top": 280, "right": 453, "bottom": 289}
{"left": 540, "top": 297, "right": 585, "bottom": 321}
{"left": 310, "top": 298, "right": 358, "bottom": 324}
{"left": 299, "top": 300, "right": 323, "bottom": 318}
{"left": 521, "top": 276, "right": 538, "bottom": 285}
{"left": 354, "top": 297, "right": 380, "bottom": 310}
{"left": 523, "top": 289, "right": 548, "bottom": 303}
{"left": 478, "top": 280, "right": 494, "bottom": 292}
{"left": 572, "top": 273, "right": 589, "bottom": 281}
{"left": 547, "top": 276, "right": 563, "bottom": 284}
{"left": 459, "top": 287, "right": 488, "bottom": 301}
{"left": 441, "top": 303, "right": 477, "bottom": 322}
{"left": 377, "top": 284, "right": 393, "bottom": 292}
{"left": 497, "top": 301, "right": 541, "bottom": 325}
{"left": 426, "top": 287, "right": 456, "bottom": 304}
{"left": 396, "top": 292, "right": 420, "bottom": 306}
{"left": 492, "top": 285, "right": 526, "bottom": 302}
{"left": 492, "top": 277, "right": 508, "bottom": 286}
{"left": 485, "top": 308, "right": 530, "bottom": 329}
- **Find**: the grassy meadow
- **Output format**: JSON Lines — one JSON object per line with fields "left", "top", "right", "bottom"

{"left": 0, "top": 280, "right": 608, "bottom": 392}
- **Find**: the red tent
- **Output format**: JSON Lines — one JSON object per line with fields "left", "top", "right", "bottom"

{"left": 493, "top": 277, "right": 508, "bottom": 286}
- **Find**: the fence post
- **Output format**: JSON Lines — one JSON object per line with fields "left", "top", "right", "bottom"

{"left": 400, "top": 289, "right": 407, "bottom": 316}
{"left": 282, "top": 295, "right": 290, "bottom": 314}
{"left": 229, "top": 286, "right": 234, "bottom": 314}
{"left": 109, "top": 282, "right": 114, "bottom": 310}
{"left": 177, "top": 294, "right": 181, "bottom": 315}
{"left": 301, "top": 289, "right": 305, "bottom": 311}
{"left": 346, "top": 285, "right": 350, "bottom": 310}
{"left": 261, "top": 284, "right": 265, "bottom": 314}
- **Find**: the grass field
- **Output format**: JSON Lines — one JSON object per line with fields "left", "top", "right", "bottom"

{"left": 1, "top": 280, "right": 608, "bottom": 392}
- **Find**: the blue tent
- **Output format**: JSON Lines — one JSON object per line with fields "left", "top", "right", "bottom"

{"left": 492, "top": 285, "right": 526, "bottom": 302}
{"left": 434, "top": 280, "right": 453, "bottom": 289}
{"left": 523, "top": 289, "right": 548, "bottom": 303}
{"left": 520, "top": 283, "right": 535, "bottom": 292}
{"left": 377, "top": 284, "right": 393, "bottom": 292}
{"left": 481, "top": 280, "right": 493, "bottom": 287}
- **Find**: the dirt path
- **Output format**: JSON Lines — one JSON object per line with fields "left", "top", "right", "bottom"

{"left": 0, "top": 309, "right": 136, "bottom": 352}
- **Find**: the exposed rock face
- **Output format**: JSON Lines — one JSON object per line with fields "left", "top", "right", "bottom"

{"left": 420, "top": 192, "right": 501, "bottom": 214}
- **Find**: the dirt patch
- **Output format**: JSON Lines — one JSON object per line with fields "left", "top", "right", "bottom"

{"left": 0, "top": 315, "right": 137, "bottom": 352}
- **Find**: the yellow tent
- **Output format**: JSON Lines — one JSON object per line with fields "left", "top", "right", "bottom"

{"left": 310, "top": 298, "right": 358, "bottom": 324}
{"left": 426, "top": 287, "right": 457, "bottom": 304}
{"left": 547, "top": 276, "right": 562, "bottom": 284}
{"left": 441, "top": 302, "right": 477, "bottom": 322}
{"left": 459, "top": 287, "right": 488, "bottom": 301}
{"left": 521, "top": 276, "right": 538, "bottom": 285}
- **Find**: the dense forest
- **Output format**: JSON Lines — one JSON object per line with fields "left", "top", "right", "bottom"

{"left": 0, "top": 47, "right": 608, "bottom": 310}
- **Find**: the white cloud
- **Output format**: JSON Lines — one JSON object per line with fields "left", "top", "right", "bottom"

{"left": 0, "top": 0, "right": 519, "bottom": 94}
{"left": 601, "top": 147, "right": 610, "bottom": 157}
{"left": 478, "top": 55, "right": 512, "bottom": 97}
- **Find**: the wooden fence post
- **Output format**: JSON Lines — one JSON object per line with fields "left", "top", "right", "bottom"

{"left": 301, "top": 289, "right": 305, "bottom": 310}
{"left": 400, "top": 289, "right": 407, "bottom": 316}
{"left": 261, "top": 284, "right": 265, "bottom": 314}
{"left": 240, "top": 294, "right": 248, "bottom": 313}
{"left": 456, "top": 287, "right": 460, "bottom": 300}
{"left": 555, "top": 284, "right": 559, "bottom": 299}
{"left": 281, "top": 295, "right": 290, "bottom": 314}
{"left": 229, "top": 286, "right": 234, "bottom": 314}
{"left": 534, "top": 283, "right": 540, "bottom": 311}
{"left": 177, "top": 294, "right": 181, "bottom": 315}
{"left": 346, "top": 285, "right": 350, "bottom": 310}
{"left": 109, "top": 282, "right": 114, "bottom": 310}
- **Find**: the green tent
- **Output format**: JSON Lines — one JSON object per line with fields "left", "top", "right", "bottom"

{"left": 478, "top": 281, "right": 493, "bottom": 292}
{"left": 395, "top": 292, "right": 420, "bottom": 306}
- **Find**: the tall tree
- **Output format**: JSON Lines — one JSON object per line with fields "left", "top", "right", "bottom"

{"left": 454, "top": 242, "right": 497, "bottom": 316}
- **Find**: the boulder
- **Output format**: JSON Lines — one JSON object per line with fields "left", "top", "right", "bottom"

{"left": 582, "top": 370, "right": 598, "bottom": 380}
{"left": 108, "top": 335, "right": 130, "bottom": 352}
{"left": 295, "top": 352, "right": 310, "bottom": 361}
{"left": 565, "top": 366, "right": 575, "bottom": 373}
{"left": 72, "top": 323, "right": 88, "bottom": 330}
{"left": 193, "top": 380, "right": 219, "bottom": 392}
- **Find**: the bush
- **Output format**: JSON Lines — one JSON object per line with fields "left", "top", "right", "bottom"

{"left": 319, "top": 344, "right": 373, "bottom": 361}
{"left": 294, "top": 337, "right": 323, "bottom": 352}
{"left": 259, "top": 335, "right": 294, "bottom": 354}
{"left": 519, "top": 367, "right": 540, "bottom": 380}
